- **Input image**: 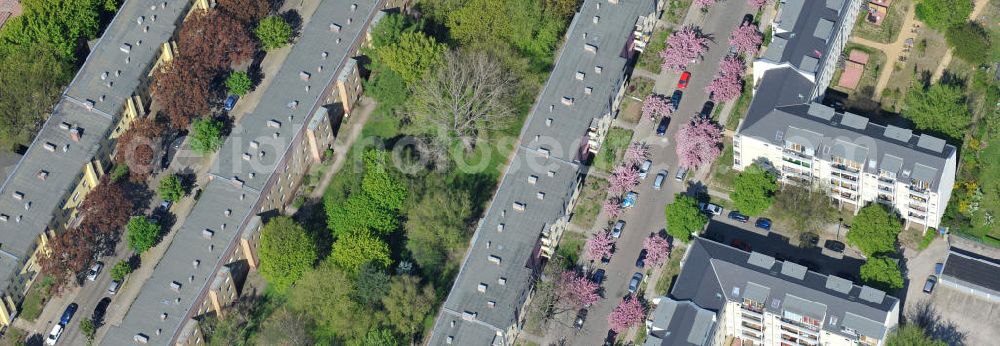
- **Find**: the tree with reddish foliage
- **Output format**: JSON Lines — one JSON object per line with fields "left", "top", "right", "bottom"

{"left": 557, "top": 271, "right": 601, "bottom": 308}
{"left": 706, "top": 56, "right": 745, "bottom": 102}
{"left": 641, "top": 93, "right": 672, "bottom": 120}
{"left": 608, "top": 296, "right": 646, "bottom": 333}
{"left": 115, "top": 118, "right": 163, "bottom": 181}
{"left": 624, "top": 142, "right": 650, "bottom": 166}
{"left": 583, "top": 231, "right": 614, "bottom": 261}
{"left": 217, "top": 0, "right": 273, "bottom": 23}
{"left": 608, "top": 165, "right": 640, "bottom": 195}
{"left": 747, "top": 0, "right": 768, "bottom": 10}
{"left": 37, "top": 227, "right": 97, "bottom": 294}
{"left": 152, "top": 58, "right": 215, "bottom": 128}
{"left": 675, "top": 118, "right": 723, "bottom": 169}
{"left": 730, "top": 23, "right": 763, "bottom": 57}
{"left": 643, "top": 236, "right": 672, "bottom": 266}
{"left": 77, "top": 179, "right": 135, "bottom": 241}
{"left": 177, "top": 11, "right": 257, "bottom": 72}
{"left": 695, "top": 0, "right": 719, "bottom": 10}
{"left": 602, "top": 198, "right": 623, "bottom": 218}
{"left": 659, "top": 27, "right": 709, "bottom": 72}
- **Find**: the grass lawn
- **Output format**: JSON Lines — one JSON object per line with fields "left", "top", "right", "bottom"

{"left": 726, "top": 75, "right": 754, "bottom": 131}
{"left": 19, "top": 275, "right": 53, "bottom": 322}
{"left": 853, "top": 0, "right": 908, "bottom": 44}
{"left": 654, "top": 247, "right": 686, "bottom": 295}
{"left": 708, "top": 137, "right": 736, "bottom": 191}
{"left": 637, "top": 29, "right": 672, "bottom": 74}
{"left": 556, "top": 231, "right": 586, "bottom": 265}
{"left": 592, "top": 127, "right": 634, "bottom": 173}
{"left": 619, "top": 98, "right": 643, "bottom": 125}
{"left": 571, "top": 175, "right": 611, "bottom": 229}
{"left": 881, "top": 27, "right": 948, "bottom": 112}
{"left": 663, "top": 0, "right": 694, "bottom": 24}
{"left": 626, "top": 76, "right": 655, "bottom": 100}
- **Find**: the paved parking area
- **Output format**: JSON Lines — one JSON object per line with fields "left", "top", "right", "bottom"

{"left": 915, "top": 286, "right": 999, "bottom": 346}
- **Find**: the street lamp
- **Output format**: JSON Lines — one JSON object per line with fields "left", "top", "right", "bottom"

{"left": 836, "top": 217, "right": 843, "bottom": 239}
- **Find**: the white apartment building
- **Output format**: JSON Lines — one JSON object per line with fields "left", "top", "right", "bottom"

{"left": 646, "top": 238, "right": 900, "bottom": 346}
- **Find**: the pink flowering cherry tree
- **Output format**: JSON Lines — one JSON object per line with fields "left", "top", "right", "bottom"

{"left": 730, "top": 23, "right": 763, "bottom": 57}
{"left": 584, "top": 231, "right": 615, "bottom": 261}
{"left": 718, "top": 55, "right": 746, "bottom": 76}
{"left": 602, "top": 197, "right": 623, "bottom": 218}
{"left": 608, "top": 165, "right": 640, "bottom": 195}
{"left": 643, "top": 236, "right": 672, "bottom": 266}
{"left": 694, "top": 0, "right": 718, "bottom": 10}
{"left": 641, "top": 93, "right": 673, "bottom": 119}
{"left": 706, "top": 56, "right": 745, "bottom": 102}
{"left": 608, "top": 296, "right": 646, "bottom": 333}
{"left": 557, "top": 271, "right": 601, "bottom": 308}
{"left": 675, "top": 118, "right": 723, "bottom": 169}
{"left": 624, "top": 142, "right": 651, "bottom": 166}
{"left": 747, "top": 0, "right": 768, "bottom": 10}
{"left": 659, "top": 27, "right": 709, "bottom": 72}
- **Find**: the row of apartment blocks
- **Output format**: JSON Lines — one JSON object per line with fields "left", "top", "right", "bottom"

{"left": 646, "top": 238, "right": 900, "bottom": 346}
{"left": 101, "top": 0, "right": 409, "bottom": 344}
{"left": 0, "top": 0, "right": 223, "bottom": 327}
{"left": 734, "top": 0, "right": 955, "bottom": 229}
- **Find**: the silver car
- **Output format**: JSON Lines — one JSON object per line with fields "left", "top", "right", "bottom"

{"left": 628, "top": 272, "right": 643, "bottom": 294}
{"left": 611, "top": 220, "right": 626, "bottom": 238}
{"left": 675, "top": 166, "right": 688, "bottom": 181}
{"left": 653, "top": 170, "right": 667, "bottom": 190}
{"left": 639, "top": 160, "right": 652, "bottom": 179}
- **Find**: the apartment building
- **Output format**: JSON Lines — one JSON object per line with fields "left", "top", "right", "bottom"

{"left": 0, "top": 0, "right": 209, "bottom": 327}
{"left": 735, "top": 0, "right": 956, "bottom": 229}
{"left": 100, "top": 0, "right": 393, "bottom": 344}
{"left": 645, "top": 238, "right": 900, "bottom": 346}
{"left": 427, "top": 0, "right": 659, "bottom": 345}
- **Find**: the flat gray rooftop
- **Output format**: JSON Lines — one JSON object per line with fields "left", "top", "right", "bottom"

{"left": 764, "top": 0, "right": 852, "bottom": 72}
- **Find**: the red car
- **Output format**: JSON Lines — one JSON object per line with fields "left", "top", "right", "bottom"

{"left": 677, "top": 71, "right": 691, "bottom": 89}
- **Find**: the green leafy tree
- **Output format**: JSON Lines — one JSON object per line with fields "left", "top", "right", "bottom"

{"left": 348, "top": 328, "right": 398, "bottom": 346}
{"left": 886, "top": 325, "right": 946, "bottom": 346}
{"left": 364, "top": 66, "right": 410, "bottom": 114}
{"left": 126, "top": 216, "right": 161, "bottom": 253}
{"left": 847, "top": 204, "right": 902, "bottom": 257}
{"left": 255, "top": 15, "right": 293, "bottom": 51}
{"left": 0, "top": 43, "right": 73, "bottom": 149}
{"left": 351, "top": 262, "right": 391, "bottom": 309}
{"left": 773, "top": 184, "right": 838, "bottom": 234}
{"left": 945, "top": 22, "right": 992, "bottom": 65}
{"left": 664, "top": 194, "right": 708, "bottom": 243}
{"left": 860, "top": 256, "right": 904, "bottom": 291}
{"left": 331, "top": 231, "right": 391, "bottom": 273}
{"left": 368, "top": 12, "right": 424, "bottom": 49}
{"left": 288, "top": 260, "right": 373, "bottom": 338}
{"left": 110, "top": 260, "right": 131, "bottom": 281}
{"left": 446, "top": 0, "right": 564, "bottom": 61}
{"left": 102, "top": 0, "right": 121, "bottom": 12}
{"left": 731, "top": 164, "right": 778, "bottom": 216}
{"left": 915, "top": 0, "right": 973, "bottom": 32}
{"left": 110, "top": 164, "right": 129, "bottom": 183}
{"left": 903, "top": 82, "right": 971, "bottom": 142}
{"left": 224, "top": 71, "right": 252, "bottom": 96}
{"left": 326, "top": 150, "right": 406, "bottom": 237}
{"left": 259, "top": 216, "right": 317, "bottom": 293}
{"left": 374, "top": 31, "right": 445, "bottom": 84}
{"left": 190, "top": 118, "right": 224, "bottom": 154}
{"left": 405, "top": 180, "right": 472, "bottom": 277}
{"left": 80, "top": 319, "right": 96, "bottom": 342}
{"left": 257, "top": 307, "right": 314, "bottom": 346}
{"left": 382, "top": 275, "right": 436, "bottom": 342}
{"left": 0, "top": 0, "right": 102, "bottom": 59}
{"left": 361, "top": 150, "right": 407, "bottom": 211}
{"left": 158, "top": 174, "right": 185, "bottom": 202}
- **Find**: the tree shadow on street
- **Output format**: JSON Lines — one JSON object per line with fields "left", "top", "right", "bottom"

{"left": 908, "top": 299, "right": 967, "bottom": 345}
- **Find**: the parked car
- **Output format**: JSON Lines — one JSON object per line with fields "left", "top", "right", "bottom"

{"left": 674, "top": 166, "right": 688, "bottom": 181}
{"left": 935, "top": 262, "right": 944, "bottom": 275}
{"left": 601, "top": 244, "right": 615, "bottom": 264}
{"left": 611, "top": 220, "right": 626, "bottom": 238}
{"left": 160, "top": 200, "right": 172, "bottom": 210}
{"left": 677, "top": 71, "right": 691, "bottom": 89}
{"left": 800, "top": 232, "right": 819, "bottom": 247}
{"left": 699, "top": 101, "right": 715, "bottom": 118}
{"left": 824, "top": 240, "right": 846, "bottom": 253}
{"left": 699, "top": 202, "right": 723, "bottom": 216}
{"left": 604, "top": 330, "right": 618, "bottom": 346}
{"left": 639, "top": 160, "right": 652, "bottom": 179}
{"left": 46, "top": 325, "right": 63, "bottom": 346}
{"left": 742, "top": 13, "right": 755, "bottom": 26}
{"left": 574, "top": 309, "right": 588, "bottom": 329}
{"left": 728, "top": 210, "right": 749, "bottom": 223}
{"left": 656, "top": 116, "right": 671, "bottom": 136}
{"left": 628, "top": 272, "right": 644, "bottom": 294}
{"left": 59, "top": 303, "right": 78, "bottom": 326}
{"left": 591, "top": 269, "right": 606, "bottom": 284}
{"left": 755, "top": 218, "right": 772, "bottom": 231}
{"left": 87, "top": 262, "right": 104, "bottom": 281}
{"left": 635, "top": 249, "right": 648, "bottom": 269}
{"left": 670, "top": 90, "right": 682, "bottom": 111}
{"left": 622, "top": 191, "right": 638, "bottom": 209}
{"left": 923, "top": 275, "right": 937, "bottom": 293}
{"left": 223, "top": 95, "right": 239, "bottom": 112}
{"left": 653, "top": 170, "right": 667, "bottom": 190}
{"left": 108, "top": 279, "right": 121, "bottom": 295}
{"left": 93, "top": 297, "right": 112, "bottom": 325}
{"left": 730, "top": 239, "right": 751, "bottom": 252}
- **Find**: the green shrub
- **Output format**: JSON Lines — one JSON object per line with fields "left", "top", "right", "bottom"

{"left": 225, "top": 71, "right": 253, "bottom": 96}
{"left": 945, "top": 22, "right": 992, "bottom": 65}
{"left": 110, "top": 260, "right": 131, "bottom": 281}
{"left": 110, "top": 164, "right": 129, "bottom": 182}
{"left": 917, "top": 228, "right": 938, "bottom": 250}
{"left": 190, "top": 118, "right": 224, "bottom": 154}
{"left": 158, "top": 174, "right": 184, "bottom": 202}
{"left": 915, "top": 0, "right": 972, "bottom": 32}
{"left": 255, "top": 15, "right": 292, "bottom": 51}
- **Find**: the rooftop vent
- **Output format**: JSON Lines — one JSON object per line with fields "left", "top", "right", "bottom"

{"left": 202, "top": 229, "right": 214, "bottom": 239}
{"left": 527, "top": 175, "right": 538, "bottom": 184}
{"left": 43, "top": 142, "right": 56, "bottom": 152}
{"left": 287, "top": 100, "right": 299, "bottom": 109}
{"left": 584, "top": 44, "right": 598, "bottom": 53}
{"left": 224, "top": 209, "right": 232, "bottom": 216}
{"left": 488, "top": 255, "right": 502, "bottom": 265}
{"left": 242, "top": 153, "right": 252, "bottom": 161}
{"left": 593, "top": 16, "right": 600, "bottom": 23}
{"left": 0, "top": 214, "right": 8, "bottom": 222}
{"left": 461, "top": 311, "right": 477, "bottom": 321}
{"left": 446, "top": 336, "right": 454, "bottom": 344}
{"left": 59, "top": 122, "right": 71, "bottom": 130}
{"left": 330, "top": 23, "right": 342, "bottom": 32}
{"left": 134, "top": 334, "right": 149, "bottom": 344}
{"left": 546, "top": 118, "right": 553, "bottom": 126}
{"left": 299, "top": 71, "right": 311, "bottom": 81}
{"left": 536, "top": 192, "right": 545, "bottom": 200}
{"left": 537, "top": 147, "right": 550, "bottom": 158}
{"left": 576, "top": 71, "right": 585, "bottom": 80}
{"left": 193, "top": 260, "right": 200, "bottom": 268}
{"left": 170, "top": 281, "right": 182, "bottom": 292}
{"left": 595, "top": 66, "right": 603, "bottom": 73}
{"left": 585, "top": 87, "right": 593, "bottom": 95}
{"left": 70, "top": 128, "right": 81, "bottom": 141}
{"left": 513, "top": 202, "right": 525, "bottom": 211}
{"left": 477, "top": 283, "right": 488, "bottom": 292}
{"left": 12, "top": 191, "right": 23, "bottom": 200}
{"left": 487, "top": 301, "right": 496, "bottom": 308}
{"left": 498, "top": 277, "right": 507, "bottom": 285}
{"left": 120, "top": 43, "right": 132, "bottom": 54}
{"left": 160, "top": 313, "right": 167, "bottom": 320}
{"left": 561, "top": 97, "right": 574, "bottom": 106}
{"left": 267, "top": 120, "right": 282, "bottom": 128}
{"left": 249, "top": 141, "right": 259, "bottom": 149}
{"left": 351, "top": 3, "right": 358, "bottom": 11}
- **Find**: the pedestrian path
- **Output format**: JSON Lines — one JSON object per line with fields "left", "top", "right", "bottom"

{"left": 929, "top": 0, "right": 991, "bottom": 82}
{"left": 848, "top": 3, "right": 918, "bottom": 98}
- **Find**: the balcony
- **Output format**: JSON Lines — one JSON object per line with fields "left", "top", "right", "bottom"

{"left": 909, "top": 185, "right": 929, "bottom": 197}
{"left": 742, "top": 321, "right": 764, "bottom": 332}
{"left": 831, "top": 163, "right": 860, "bottom": 174}
{"left": 783, "top": 156, "right": 812, "bottom": 168}
{"left": 909, "top": 204, "right": 928, "bottom": 213}
{"left": 908, "top": 212, "right": 927, "bottom": 221}
{"left": 742, "top": 312, "right": 763, "bottom": 324}
{"left": 779, "top": 317, "right": 821, "bottom": 333}
{"left": 909, "top": 194, "right": 928, "bottom": 203}
{"left": 877, "top": 195, "right": 893, "bottom": 204}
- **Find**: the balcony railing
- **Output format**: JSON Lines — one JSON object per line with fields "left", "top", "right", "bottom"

{"left": 780, "top": 317, "right": 821, "bottom": 333}
{"left": 831, "top": 163, "right": 861, "bottom": 174}
{"left": 909, "top": 204, "right": 928, "bottom": 213}
{"left": 783, "top": 156, "right": 812, "bottom": 168}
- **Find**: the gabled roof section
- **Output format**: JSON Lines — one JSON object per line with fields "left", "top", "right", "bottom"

{"left": 645, "top": 298, "right": 717, "bottom": 346}
{"left": 763, "top": 0, "right": 852, "bottom": 72}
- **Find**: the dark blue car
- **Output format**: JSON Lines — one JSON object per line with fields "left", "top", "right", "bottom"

{"left": 60, "top": 303, "right": 78, "bottom": 326}
{"left": 223, "top": 95, "right": 239, "bottom": 112}
{"left": 591, "top": 269, "right": 605, "bottom": 284}
{"left": 670, "top": 90, "right": 682, "bottom": 111}
{"left": 755, "top": 218, "right": 772, "bottom": 231}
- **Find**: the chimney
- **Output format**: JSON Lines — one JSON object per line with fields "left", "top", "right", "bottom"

{"left": 70, "top": 128, "right": 81, "bottom": 142}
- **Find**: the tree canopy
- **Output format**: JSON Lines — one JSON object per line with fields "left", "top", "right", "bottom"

{"left": 190, "top": 118, "right": 225, "bottom": 154}
{"left": 860, "top": 256, "right": 904, "bottom": 291}
{"left": 288, "top": 260, "right": 372, "bottom": 339}
{"left": 225, "top": 71, "right": 253, "bottom": 96}
{"left": 114, "top": 117, "right": 163, "bottom": 181}
{"left": 915, "top": 0, "right": 973, "bottom": 32}
{"left": 847, "top": 204, "right": 902, "bottom": 257}
{"left": 374, "top": 32, "right": 446, "bottom": 84}
{"left": 665, "top": 194, "right": 708, "bottom": 242}
{"left": 445, "top": 0, "right": 565, "bottom": 62}
{"left": 152, "top": 58, "right": 215, "bottom": 128}
{"left": 126, "top": 216, "right": 161, "bottom": 253}
{"left": 259, "top": 216, "right": 317, "bottom": 293}
{"left": 351, "top": 262, "right": 391, "bottom": 309}
{"left": 0, "top": 43, "right": 73, "bottom": 150}
{"left": 732, "top": 164, "right": 778, "bottom": 216}
{"left": 178, "top": 11, "right": 256, "bottom": 71}
{"left": 255, "top": 15, "right": 293, "bottom": 52}
{"left": 885, "top": 325, "right": 946, "bottom": 346}
{"left": 331, "top": 231, "right": 392, "bottom": 273}
{"left": 903, "top": 82, "right": 972, "bottom": 141}
{"left": 381, "top": 275, "right": 436, "bottom": 342}
{"left": 0, "top": 0, "right": 104, "bottom": 59}
{"left": 773, "top": 185, "right": 837, "bottom": 234}
{"left": 404, "top": 179, "right": 471, "bottom": 277}
{"left": 326, "top": 150, "right": 407, "bottom": 237}
{"left": 158, "top": 174, "right": 185, "bottom": 202}
{"left": 110, "top": 260, "right": 131, "bottom": 281}
{"left": 945, "top": 22, "right": 992, "bottom": 65}
{"left": 217, "top": 0, "right": 273, "bottom": 23}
